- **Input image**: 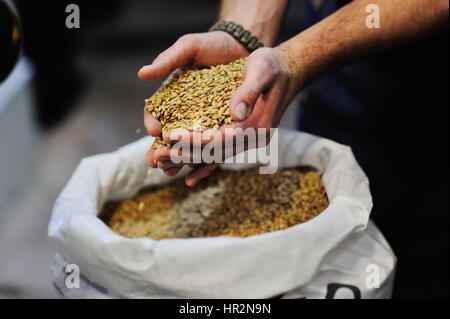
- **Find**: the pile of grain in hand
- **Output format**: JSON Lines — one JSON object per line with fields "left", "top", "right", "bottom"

{"left": 145, "top": 58, "right": 246, "bottom": 149}
{"left": 100, "top": 167, "right": 329, "bottom": 239}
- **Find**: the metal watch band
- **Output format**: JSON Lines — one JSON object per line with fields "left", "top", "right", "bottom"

{"left": 209, "top": 20, "right": 265, "bottom": 52}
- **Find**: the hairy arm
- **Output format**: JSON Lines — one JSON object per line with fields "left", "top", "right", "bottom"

{"left": 277, "top": 0, "right": 449, "bottom": 92}
{"left": 143, "top": 0, "right": 449, "bottom": 186}
{"left": 219, "top": 0, "right": 289, "bottom": 46}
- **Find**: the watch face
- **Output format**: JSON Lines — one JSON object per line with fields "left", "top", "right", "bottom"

{"left": 0, "top": 0, "right": 22, "bottom": 83}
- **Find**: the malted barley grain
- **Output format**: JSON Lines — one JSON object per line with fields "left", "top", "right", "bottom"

{"left": 145, "top": 58, "right": 246, "bottom": 148}
{"left": 101, "top": 167, "right": 329, "bottom": 239}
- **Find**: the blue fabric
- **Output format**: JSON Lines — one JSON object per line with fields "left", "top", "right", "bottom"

{"left": 302, "top": 0, "right": 380, "bottom": 127}
{"left": 300, "top": 0, "right": 448, "bottom": 129}
{"left": 299, "top": 0, "right": 449, "bottom": 298}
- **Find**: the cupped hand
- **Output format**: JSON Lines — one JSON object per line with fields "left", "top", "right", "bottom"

{"left": 149, "top": 47, "right": 300, "bottom": 186}
{"left": 138, "top": 31, "right": 249, "bottom": 82}
{"left": 139, "top": 31, "right": 249, "bottom": 183}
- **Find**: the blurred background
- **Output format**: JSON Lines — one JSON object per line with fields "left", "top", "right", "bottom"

{"left": 0, "top": 0, "right": 305, "bottom": 298}
{"left": 0, "top": 0, "right": 448, "bottom": 299}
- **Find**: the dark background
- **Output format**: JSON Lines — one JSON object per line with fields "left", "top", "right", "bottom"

{"left": 0, "top": 0, "right": 448, "bottom": 298}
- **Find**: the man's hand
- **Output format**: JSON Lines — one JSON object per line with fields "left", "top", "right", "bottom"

{"left": 139, "top": 31, "right": 249, "bottom": 182}
{"left": 150, "top": 47, "right": 299, "bottom": 186}
{"left": 138, "top": 31, "right": 249, "bottom": 82}
{"left": 139, "top": 31, "right": 249, "bottom": 140}
{"left": 229, "top": 47, "right": 296, "bottom": 130}
{"left": 141, "top": 0, "right": 449, "bottom": 187}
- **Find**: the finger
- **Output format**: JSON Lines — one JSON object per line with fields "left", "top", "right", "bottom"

{"left": 163, "top": 125, "right": 236, "bottom": 147}
{"left": 170, "top": 66, "right": 189, "bottom": 78}
{"left": 153, "top": 146, "right": 194, "bottom": 165}
{"left": 161, "top": 134, "right": 224, "bottom": 164}
{"left": 163, "top": 126, "right": 247, "bottom": 162}
{"left": 144, "top": 109, "right": 161, "bottom": 137}
{"left": 152, "top": 146, "right": 172, "bottom": 162}
{"left": 162, "top": 128, "right": 192, "bottom": 145}
{"left": 157, "top": 160, "right": 183, "bottom": 170}
{"left": 146, "top": 148, "right": 158, "bottom": 168}
{"left": 230, "top": 51, "right": 276, "bottom": 122}
{"left": 185, "top": 164, "right": 219, "bottom": 187}
{"left": 164, "top": 166, "right": 182, "bottom": 177}
{"left": 138, "top": 34, "right": 200, "bottom": 81}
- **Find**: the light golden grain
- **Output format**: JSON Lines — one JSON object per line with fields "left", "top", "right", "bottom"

{"left": 145, "top": 58, "right": 246, "bottom": 149}
{"left": 102, "top": 167, "right": 329, "bottom": 239}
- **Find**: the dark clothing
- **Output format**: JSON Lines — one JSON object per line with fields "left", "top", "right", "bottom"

{"left": 299, "top": 0, "right": 449, "bottom": 298}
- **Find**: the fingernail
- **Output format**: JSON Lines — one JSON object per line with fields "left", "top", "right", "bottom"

{"left": 185, "top": 175, "right": 197, "bottom": 187}
{"left": 139, "top": 65, "right": 152, "bottom": 73}
{"left": 235, "top": 102, "right": 248, "bottom": 121}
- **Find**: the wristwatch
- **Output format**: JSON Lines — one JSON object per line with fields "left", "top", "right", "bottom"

{"left": 209, "top": 20, "right": 264, "bottom": 53}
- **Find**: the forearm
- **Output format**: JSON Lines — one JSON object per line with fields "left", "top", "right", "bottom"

{"left": 277, "top": 0, "right": 449, "bottom": 91}
{"left": 219, "top": 0, "right": 289, "bottom": 46}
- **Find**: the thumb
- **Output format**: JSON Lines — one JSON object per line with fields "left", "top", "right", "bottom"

{"left": 230, "top": 54, "right": 275, "bottom": 122}
{"left": 144, "top": 109, "right": 161, "bottom": 137}
{"left": 138, "top": 34, "right": 200, "bottom": 81}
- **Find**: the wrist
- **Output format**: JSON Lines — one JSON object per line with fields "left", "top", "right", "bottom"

{"left": 209, "top": 21, "right": 265, "bottom": 53}
{"left": 218, "top": 0, "right": 289, "bottom": 47}
{"left": 213, "top": 30, "right": 251, "bottom": 56}
{"left": 220, "top": 17, "right": 272, "bottom": 46}
{"left": 274, "top": 45, "right": 307, "bottom": 97}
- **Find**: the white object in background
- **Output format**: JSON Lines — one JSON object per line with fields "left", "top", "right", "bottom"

{"left": 0, "top": 57, "right": 36, "bottom": 213}
{"left": 49, "top": 129, "right": 396, "bottom": 298}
